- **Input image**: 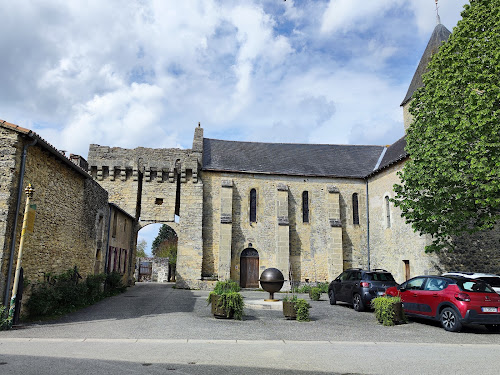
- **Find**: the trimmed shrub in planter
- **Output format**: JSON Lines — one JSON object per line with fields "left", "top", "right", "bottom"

{"left": 309, "top": 287, "right": 321, "bottom": 301}
{"left": 283, "top": 295, "right": 311, "bottom": 322}
{"left": 371, "top": 296, "right": 407, "bottom": 326}
{"left": 207, "top": 280, "right": 244, "bottom": 320}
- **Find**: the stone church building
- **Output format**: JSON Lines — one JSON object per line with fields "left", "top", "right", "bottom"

{"left": 87, "top": 22, "right": 456, "bottom": 288}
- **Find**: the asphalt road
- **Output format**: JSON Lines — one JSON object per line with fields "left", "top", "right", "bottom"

{"left": 1, "top": 282, "right": 499, "bottom": 374}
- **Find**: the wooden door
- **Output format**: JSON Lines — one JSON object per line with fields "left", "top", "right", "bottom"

{"left": 240, "top": 256, "right": 259, "bottom": 288}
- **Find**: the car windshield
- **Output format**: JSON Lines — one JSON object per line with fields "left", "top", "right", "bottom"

{"left": 476, "top": 277, "right": 500, "bottom": 288}
{"left": 456, "top": 279, "right": 495, "bottom": 293}
{"left": 366, "top": 273, "right": 395, "bottom": 282}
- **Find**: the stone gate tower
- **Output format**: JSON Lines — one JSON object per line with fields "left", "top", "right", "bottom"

{"left": 87, "top": 125, "right": 204, "bottom": 288}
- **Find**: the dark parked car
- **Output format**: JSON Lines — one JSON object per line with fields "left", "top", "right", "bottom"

{"left": 385, "top": 275, "right": 500, "bottom": 332}
{"left": 328, "top": 268, "right": 397, "bottom": 311}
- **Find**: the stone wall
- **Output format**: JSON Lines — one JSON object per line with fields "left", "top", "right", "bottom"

{"left": 134, "top": 257, "right": 170, "bottom": 282}
{"left": 88, "top": 136, "right": 204, "bottom": 289}
{"left": 88, "top": 144, "right": 202, "bottom": 222}
{"left": 202, "top": 171, "right": 369, "bottom": 285}
{"left": 0, "top": 128, "right": 23, "bottom": 299}
{"left": 436, "top": 224, "right": 500, "bottom": 275}
{"left": 402, "top": 101, "right": 413, "bottom": 133}
{"left": 1, "top": 138, "right": 111, "bottom": 306}
{"left": 367, "top": 161, "right": 439, "bottom": 283}
{"left": 107, "top": 204, "right": 136, "bottom": 285}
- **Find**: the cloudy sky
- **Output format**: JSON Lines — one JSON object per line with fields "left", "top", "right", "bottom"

{"left": 1, "top": 0, "right": 468, "bottom": 253}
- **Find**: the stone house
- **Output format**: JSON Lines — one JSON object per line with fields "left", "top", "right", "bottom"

{"left": 107, "top": 203, "right": 136, "bottom": 285}
{"left": 0, "top": 121, "right": 136, "bottom": 308}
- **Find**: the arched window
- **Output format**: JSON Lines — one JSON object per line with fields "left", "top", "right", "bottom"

{"left": 385, "top": 196, "right": 391, "bottom": 228}
{"left": 302, "top": 191, "right": 309, "bottom": 223}
{"left": 250, "top": 189, "right": 257, "bottom": 223}
{"left": 352, "top": 193, "right": 359, "bottom": 225}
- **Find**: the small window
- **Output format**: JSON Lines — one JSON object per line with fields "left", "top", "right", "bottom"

{"left": 302, "top": 191, "right": 309, "bottom": 223}
{"left": 250, "top": 189, "right": 257, "bottom": 223}
{"left": 385, "top": 196, "right": 391, "bottom": 228}
{"left": 352, "top": 193, "right": 359, "bottom": 225}
{"left": 155, "top": 198, "right": 163, "bottom": 205}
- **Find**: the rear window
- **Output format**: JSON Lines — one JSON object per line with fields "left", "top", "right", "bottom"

{"left": 456, "top": 280, "right": 495, "bottom": 293}
{"left": 366, "top": 273, "right": 395, "bottom": 282}
{"left": 476, "top": 277, "right": 500, "bottom": 288}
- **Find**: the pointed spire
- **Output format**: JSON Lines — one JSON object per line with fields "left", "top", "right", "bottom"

{"left": 400, "top": 3, "right": 451, "bottom": 107}
{"left": 435, "top": 0, "right": 441, "bottom": 25}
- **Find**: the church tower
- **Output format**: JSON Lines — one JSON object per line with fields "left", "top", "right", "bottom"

{"left": 401, "top": 2, "right": 451, "bottom": 131}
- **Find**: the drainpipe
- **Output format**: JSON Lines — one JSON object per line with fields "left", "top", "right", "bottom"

{"left": 365, "top": 178, "right": 371, "bottom": 271}
{"left": 3, "top": 137, "right": 37, "bottom": 306}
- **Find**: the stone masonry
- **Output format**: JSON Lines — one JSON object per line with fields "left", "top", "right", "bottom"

{"left": 87, "top": 126, "right": 204, "bottom": 288}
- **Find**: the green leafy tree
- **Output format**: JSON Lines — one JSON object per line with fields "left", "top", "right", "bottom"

{"left": 393, "top": 0, "right": 500, "bottom": 253}
{"left": 152, "top": 224, "right": 177, "bottom": 262}
{"left": 136, "top": 238, "right": 148, "bottom": 258}
{"left": 156, "top": 241, "right": 177, "bottom": 266}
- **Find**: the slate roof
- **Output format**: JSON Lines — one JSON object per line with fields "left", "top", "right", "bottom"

{"left": 369, "top": 136, "right": 408, "bottom": 176}
{"left": 203, "top": 138, "right": 386, "bottom": 178}
{"left": 0, "top": 119, "right": 91, "bottom": 179}
{"left": 400, "top": 23, "right": 451, "bottom": 106}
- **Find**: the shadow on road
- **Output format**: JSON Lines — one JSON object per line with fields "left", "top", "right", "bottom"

{"left": 24, "top": 282, "right": 197, "bottom": 326}
{"left": 0, "top": 354, "right": 350, "bottom": 375}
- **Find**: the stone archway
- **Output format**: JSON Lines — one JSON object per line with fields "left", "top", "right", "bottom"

{"left": 240, "top": 248, "right": 259, "bottom": 288}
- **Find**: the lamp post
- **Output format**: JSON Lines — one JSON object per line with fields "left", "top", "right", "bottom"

{"left": 8, "top": 183, "right": 35, "bottom": 324}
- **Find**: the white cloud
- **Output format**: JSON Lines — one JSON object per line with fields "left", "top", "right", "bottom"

{"left": 321, "top": 0, "right": 400, "bottom": 34}
{"left": 0, "top": 0, "right": 469, "bottom": 160}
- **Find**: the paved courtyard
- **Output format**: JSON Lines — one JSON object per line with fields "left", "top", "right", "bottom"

{"left": 1, "top": 282, "right": 499, "bottom": 374}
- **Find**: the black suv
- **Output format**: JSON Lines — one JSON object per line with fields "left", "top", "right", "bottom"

{"left": 328, "top": 268, "right": 397, "bottom": 311}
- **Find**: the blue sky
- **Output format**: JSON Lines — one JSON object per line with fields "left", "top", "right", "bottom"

{"left": 0, "top": 0, "right": 468, "bottom": 254}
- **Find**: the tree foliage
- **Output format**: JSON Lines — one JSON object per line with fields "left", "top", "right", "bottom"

{"left": 151, "top": 224, "right": 177, "bottom": 262}
{"left": 393, "top": 0, "right": 500, "bottom": 253}
{"left": 136, "top": 238, "right": 148, "bottom": 258}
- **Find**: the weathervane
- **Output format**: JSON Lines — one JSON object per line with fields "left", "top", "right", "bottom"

{"left": 435, "top": 0, "right": 441, "bottom": 25}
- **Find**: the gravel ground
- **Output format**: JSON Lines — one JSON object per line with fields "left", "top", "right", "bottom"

{"left": 2, "top": 282, "right": 499, "bottom": 344}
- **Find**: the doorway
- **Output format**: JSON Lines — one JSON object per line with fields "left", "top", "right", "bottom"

{"left": 403, "top": 260, "right": 410, "bottom": 281}
{"left": 240, "top": 248, "right": 259, "bottom": 288}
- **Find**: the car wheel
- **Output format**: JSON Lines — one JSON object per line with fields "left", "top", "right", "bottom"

{"left": 440, "top": 307, "right": 462, "bottom": 332}
{"left": 352, "top": 293, "right": 365, "bottom": 312}
{"left": 328, "top": 290, "right": 336, "bottom": 305}
{"left": 485, "top": 324, "right": 500, "bottom": 333}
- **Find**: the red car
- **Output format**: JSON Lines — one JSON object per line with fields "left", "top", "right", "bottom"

{"left": 385, "top": 275, "right": 500, "bottom": 332}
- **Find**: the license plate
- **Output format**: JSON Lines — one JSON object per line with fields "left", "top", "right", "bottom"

{"left": 481, "top": 307, "right": 498, "bottom": 313}
{"left": 377, "top": 291, "right": 385, "bottom": 296}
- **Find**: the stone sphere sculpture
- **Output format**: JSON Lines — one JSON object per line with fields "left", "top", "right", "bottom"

{"left": 259, "top": 268, "right": 285, "bottom": 301}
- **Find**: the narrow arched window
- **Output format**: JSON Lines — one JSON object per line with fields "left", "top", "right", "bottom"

{"left": 385, "top": 196, "right": 391, "bottom": 228}
{"left": 250, "top": 189, "right": 257, "bottom": 223}
{"left": 352, "top": 193, "right": 359, "bottom": 225}
{"left": 302, "top": 191, "right": 309, "bottom": 223}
